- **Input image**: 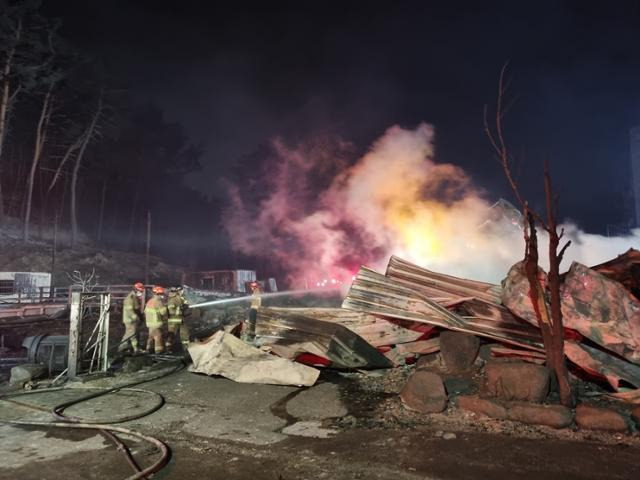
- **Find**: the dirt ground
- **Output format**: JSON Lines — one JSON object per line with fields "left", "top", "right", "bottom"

{"left": 1, "top": 363, "right": 638, "bottom": 480}
{"left": 3, "top": 425, "right": 638, "bottom": 480}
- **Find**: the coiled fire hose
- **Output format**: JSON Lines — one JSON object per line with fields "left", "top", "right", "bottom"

{"left": 0, "top": 357, "right": 184, "bottom": 480}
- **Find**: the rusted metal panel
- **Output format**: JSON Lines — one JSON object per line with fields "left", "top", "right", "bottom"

{"left": 589, "top": 248, "right": 640, "bottom": 298}
{"left": 489, "top": 346, "right": 546, "bottom": 364}
{"left": 386, "top": 255, "right": 503, "bottom": 306}
{"left": 564, "top": 341, "right": 640, "bottom": 391}
{"left": 264, "top": 307, "right": 427, "bottom": 347}
{"left": 343, "top": 266, "right": 543, "bottom": 351}
{"left": 255, "top": 308, "right": 392, "bottom": 369}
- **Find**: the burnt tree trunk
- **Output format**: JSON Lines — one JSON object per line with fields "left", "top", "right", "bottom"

{"left": 485, "top": 63, "right": 573, "bottom": 407}
{"left": 23, "top": 87, "right": 52, "bottom": 242}
{"left": 97, "top": 176, "right": 107, "bottom": 243}
{"left": 544, "top": 170, "right": 573, "bottom": 406}
{"left": 523, "top": 211, "right": 557, "bottom": 383}
{"left": 0, "top": 19, "right": 22, "bottom": 223}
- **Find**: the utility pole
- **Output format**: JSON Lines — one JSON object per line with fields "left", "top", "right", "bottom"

{"left": 144, "top": 209, "right": 151, "bottom": 285}
{"left": 97, "top": 177, "right": 107, "bottom": 244}
{"left": 50, "top": 213, "right": 58, "bottom": 298}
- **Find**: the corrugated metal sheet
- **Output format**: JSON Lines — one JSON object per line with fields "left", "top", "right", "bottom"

{"left": 343, "top": 263, "right": 544, "bottom": 352}
{"left": 255, "top": 307, "right": 393, "bottom": 369}
{"left": 264, "top": 307, "right": 427, "bottom": 347}
{"left": 386, "top": 255, "right": 503, "bottom": 305}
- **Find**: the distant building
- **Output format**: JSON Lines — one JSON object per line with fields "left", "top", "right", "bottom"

{"left": 0, "top": 272, "right": 51, "bottom": 302}
{"left": 181, "top": 269, "right": 278, "bottom": 293}
{"left": 182, "top": 269, "right": 256, "bottom": 293}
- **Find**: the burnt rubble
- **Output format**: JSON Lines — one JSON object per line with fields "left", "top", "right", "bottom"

{"left": 240, "top": 249, "right": 640, "bottom": 432}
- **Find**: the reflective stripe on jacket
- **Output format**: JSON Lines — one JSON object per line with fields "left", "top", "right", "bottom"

{"left": 167, "top": 292, "right": 186, "bottom": 323}
{"left": 145, "top": 295, "right": 168, "bottom": 326}
{"left": 250, "top": 288, "right": 262, "bottom": 309}
{"left": 122, "top": 291, "right": 140, "bottom": 324}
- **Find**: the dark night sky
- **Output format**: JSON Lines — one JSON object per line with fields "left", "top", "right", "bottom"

{"left": 46, "top": 1, "right": 640, "bottom": 233}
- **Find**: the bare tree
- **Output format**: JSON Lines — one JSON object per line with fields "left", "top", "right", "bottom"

{"left": 484, "top": 63, "right": 574, "bottom": 407}
{"left": 0, "top": 16, "right": 22, "bottom": 222}
{"left": 66, "top": 268, "right": 98, "bottom": 292}
{"left": 70, "top": 89, "right": 103, "bottom": 247}
{"left": 23, "top": 82, "right": 53, "bottom": 241}
{"left": 46, "top": 132, "right": 82, "bottom": 193}
{"left": 1, "top": 3, "right": 55, "bottom": 223}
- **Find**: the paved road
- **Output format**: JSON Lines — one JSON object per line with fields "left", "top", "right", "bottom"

{"left": 0, "top": 369, "right": 638, "bottom": 479}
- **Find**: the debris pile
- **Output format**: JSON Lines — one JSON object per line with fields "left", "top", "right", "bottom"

{"left": 188, "top": 249, "right": 640, "bottom": 431}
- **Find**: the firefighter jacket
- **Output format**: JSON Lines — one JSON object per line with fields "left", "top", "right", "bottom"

{"left": 250, "top": 287, "right": 262, "bottom": 309}
{"left": 145, "top": 295, "right": 168, "bottom": 328}
{"left": 122, "top": 291, "right": 141, "bottom": 324}
{"left": 167, "top": 291, "right": 188, "bottom": 324}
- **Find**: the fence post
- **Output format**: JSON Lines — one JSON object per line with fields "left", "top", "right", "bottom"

{"left": 100, "top": 293, "right": 111, "bottom": 372}
{"left": 67, "top": 292, "right": 83, "bottom": 379}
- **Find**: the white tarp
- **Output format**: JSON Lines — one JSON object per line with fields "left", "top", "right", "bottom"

{"left": 188, "top": 331, "right": 320, "bottom": 387}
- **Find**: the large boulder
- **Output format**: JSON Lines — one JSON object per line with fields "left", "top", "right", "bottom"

{"left": 575, "top": 405, "right": 628, "bottom": 432}
{"left": 484, "top": 361, "right": 550, "bottom": 403}
{"left": 507, "top": 402, "right": 573, "bottom": 429}
{"left": 440, "top": 331, "right": 480, "bottom": 372}
{"left": 10, "top": 363, "right": 47, "bottom": 386}
{"left": 457, "top": 395, "right": 507, "bottom": 419}
{"left": 400, "top": 370, "right": 447, "bottom": 413}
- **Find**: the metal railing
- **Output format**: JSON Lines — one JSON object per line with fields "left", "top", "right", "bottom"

{"left": 0, "top": 284, "right": 155, "bottom": 306}
{"left": 0, "top": 286, "right": 69, "bottom": 304}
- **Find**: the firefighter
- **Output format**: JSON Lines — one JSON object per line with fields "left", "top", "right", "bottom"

{"left": 145, "top": 285, "right": 168, "bottom": 354}
{"left": 119, "top": 282, "right": 144, "bottom": 353}
{"left": 165, "top": 286, "right": 190, "bottom": 353}
{"left": 242, "top": 281, "right": 262, "bottom": 343}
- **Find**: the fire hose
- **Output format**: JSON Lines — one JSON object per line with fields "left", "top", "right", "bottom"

{"left": 0, "top": 357, "right": 184, "bottom": 479}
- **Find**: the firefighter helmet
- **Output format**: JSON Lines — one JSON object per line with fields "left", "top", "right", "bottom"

{"left": 152, "top": 286, "right": 165, "bottom": 295}
{"left": 134, "top": 282, "right": 144, "bottom": 292}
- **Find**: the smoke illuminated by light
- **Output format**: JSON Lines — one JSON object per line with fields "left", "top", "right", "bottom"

{"left": 223, "top": 124, "right": 640, "bottom": 287}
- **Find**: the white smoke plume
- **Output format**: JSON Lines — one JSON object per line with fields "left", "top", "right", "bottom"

{"left": 223, "top": 124, "right": 639, "bottom": 286}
